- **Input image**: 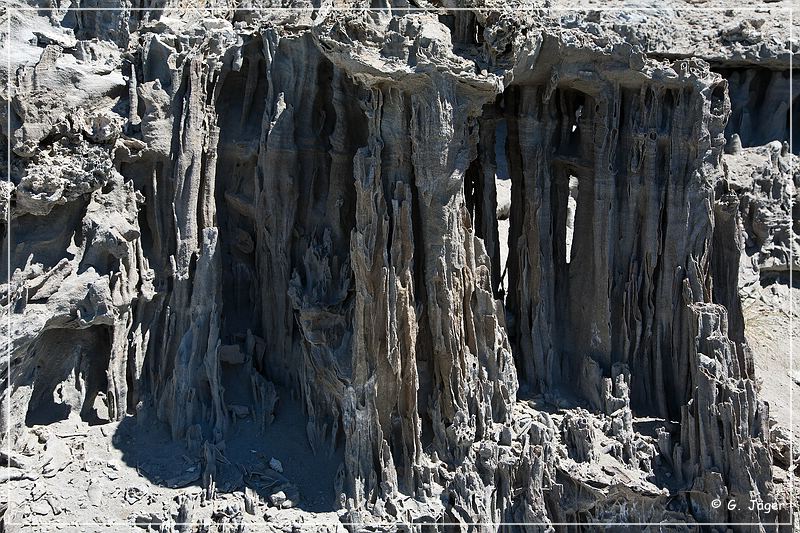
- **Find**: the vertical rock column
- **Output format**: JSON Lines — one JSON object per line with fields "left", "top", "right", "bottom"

{"left": 312, "top": 14, "right": 520, "bottom": 514}
{"left": 676, "top": 301, "right": 773, "bottom": 524}
{"left": 505, "top": 42, "right": 775, "bottom": 522}
{"left": 344, "top": 87, "right": 422, "bottom": 507}
{"left": 144, "top": 50, "right": 226, "bottom": 443}
{"left": 408, "top": 78, "right": 517, "bottom": 463}
{"left": 506, "top": 52, "right": 732, "bottom": 420}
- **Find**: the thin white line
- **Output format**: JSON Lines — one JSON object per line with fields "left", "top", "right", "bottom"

{"left": 789, "top": 4, "right": 794, "bottom": 524}
{"left": 3, "top": 3, "right": 795, "bottom": 529}
{"left": 4, "top": 6, "right": 797, "bottom": 10}
{"left": 6, "top": 4, "right": 11, "bottom": 525}
{"left": 3, "top": 523, "right": 794, "bottom": 527}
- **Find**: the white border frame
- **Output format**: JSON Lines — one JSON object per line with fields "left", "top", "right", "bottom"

{"left": 2, "top": 3, "right": 795, "bottom": 529}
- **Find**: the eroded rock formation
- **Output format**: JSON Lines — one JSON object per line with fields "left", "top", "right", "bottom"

{"left": 0, "top": 1, "right": 797, "bottom": 531}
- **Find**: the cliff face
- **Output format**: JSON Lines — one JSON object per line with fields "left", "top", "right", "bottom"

{"left": 0, "top": 2, "right": 797, "bottom": 531}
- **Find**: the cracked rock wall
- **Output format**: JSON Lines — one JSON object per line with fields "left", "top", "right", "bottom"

{"left": 0, "top": 1, "right": 797, "bottom": 531}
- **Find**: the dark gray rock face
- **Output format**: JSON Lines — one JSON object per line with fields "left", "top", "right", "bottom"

{"left": 0, "top": 1, "right": 797, "bottom": 530}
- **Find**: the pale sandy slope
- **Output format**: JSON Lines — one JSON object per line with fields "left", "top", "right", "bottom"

{"left": 744, "top": 281, "right": 799, "bottom": 452}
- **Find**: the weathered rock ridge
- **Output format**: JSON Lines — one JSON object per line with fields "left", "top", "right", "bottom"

{"left": 0, "top": 1, "right": 797, "bottom": 531}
